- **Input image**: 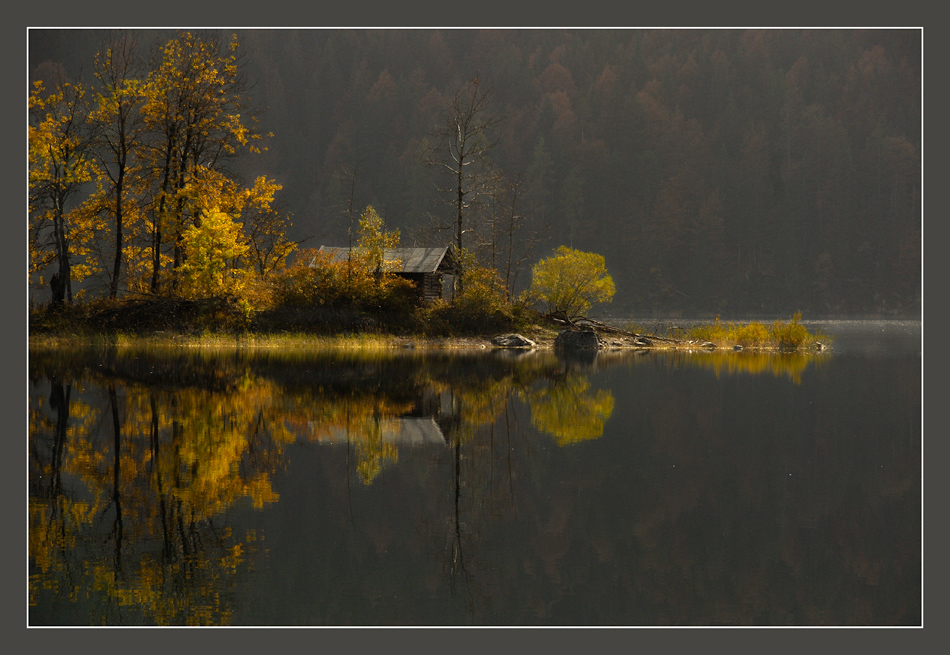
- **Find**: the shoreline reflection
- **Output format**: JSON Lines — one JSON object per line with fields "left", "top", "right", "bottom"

{"left": 29, "top": 343, "right": 917, "bottom": 626}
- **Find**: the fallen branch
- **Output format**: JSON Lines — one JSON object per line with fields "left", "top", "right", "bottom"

{"left": 578, "top": 317, "right": 685, "bottom": 343}
{"left": 545, "top": 312, "right": 714, "bottom": 348}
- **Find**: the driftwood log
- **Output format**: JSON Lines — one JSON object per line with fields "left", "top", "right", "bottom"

{"left": 545, "top": 311, "right": 715, "bottom": 348}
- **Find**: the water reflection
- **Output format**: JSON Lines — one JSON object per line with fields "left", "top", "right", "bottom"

{"left": 28, "top": 342, "right": 919, "bottom": 625}
{"left": 659, "top": 350, "right": 829, "bottom": 384}
{"left": 526, "top": 373, "right": 616, "bottom": 445}
{"left": 28, "top": 346, "right": 566, "bottom": 624}
{"left": 29, "top": 372, "right": 279, "bottom": 624}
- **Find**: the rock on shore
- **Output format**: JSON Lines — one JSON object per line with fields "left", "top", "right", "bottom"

{"left": 491, "top": 333, "right": 538, "bottom": 349}
{"left": 554, "top": 328, "right": 605, "bottom": 351}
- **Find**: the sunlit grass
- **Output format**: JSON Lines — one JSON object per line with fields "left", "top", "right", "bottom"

{"left": 136, "top": 331, "right": 398, "bottom": 350}
{"left": 29, "top": 330, "right": 484, "bottom": 353}
{"left": 684, "top": 313, "right": 830, "bottom": 351}
{"left": 31, "top": 308, "right": 832, "bottom": 354}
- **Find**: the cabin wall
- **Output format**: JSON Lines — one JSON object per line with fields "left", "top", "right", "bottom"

{"left": 397, "top": 272, "right": 444, "bottom": 303}
{"left": 422, "top": 273, "right": 443, "bottom": 303}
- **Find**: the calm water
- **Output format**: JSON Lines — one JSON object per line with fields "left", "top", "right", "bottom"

{"left": 28, "top": 320, "right": 922, "bottom": 626}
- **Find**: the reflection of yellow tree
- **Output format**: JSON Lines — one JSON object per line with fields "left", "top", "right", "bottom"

{"left": 305, "top": 393, "right": 412, "bottom": 484}
{"left": 526, "top": 374, "right": 615, "bottom": 445}
{"left": 29, "top": 348, "right": 574, "bottom": 623}
{"left": 162, "top": 387, "right": 281, "bottom": 513}
{"left": 355, "top": 415, "right": 400, "bottom": 485}
{"left": 29, "top": 378, "right": 106, "bottom": 606}
{"left": 71, "top": 380, "right": 292, "bottom": 520}
{"left": 29, "top": 375, "right": 293, "bottom": 625}
{"left": 453, "top": 377, "right": 512, "bottom": 444}
{"left": 29, "top": 496, "right": 102, "bottom": 605}
{"left": 296, "top": 370, "right": 519, "bottom": 485}
{"left": 82, "top": 527, "right": 253, "bottom": 625}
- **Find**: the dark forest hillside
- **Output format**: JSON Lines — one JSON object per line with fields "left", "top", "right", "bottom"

{"left": 29, "top": 28, "right": 921, "bottom": 317}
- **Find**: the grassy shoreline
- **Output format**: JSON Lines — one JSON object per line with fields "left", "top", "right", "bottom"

{"left": 28, "top": 300, "right": 829, "bottom": 353}
{"left": 27, "top": 328, "right": 555, "bottom": 352}
{"left": 28, "top": 319, "right": 829, "bottom": 353}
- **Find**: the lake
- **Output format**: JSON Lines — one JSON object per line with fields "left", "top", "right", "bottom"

{"left": 27, "top": 320, "right": 922, "bottom": 626}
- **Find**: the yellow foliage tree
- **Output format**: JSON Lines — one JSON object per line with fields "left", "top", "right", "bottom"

{"left": 89, "top": 34, "right": 145, "bottom": 299}
{"left": 29, "top": 32, "right": 289, "bottom": 307}
{"left": 242, "top": 176, "right": 297, "bottom": 278}
{"left": 178, "top": 210, "right": 250, "bottom": 299}
{"left": 354, "top": 205, "right": 401, "bottom": 276}
{"left": 453, "top": 262, "right": 509, "bottom": 316}
{"left": 526, "top": 246, "right": 616, "bottom": 319}
{"left": 140, "top": 31, "right": 267, "bottom": 294}
{"left": 28, "top": 80, "right": 96, "bottom": 304}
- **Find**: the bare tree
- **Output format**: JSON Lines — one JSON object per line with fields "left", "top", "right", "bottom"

{"left": 474, "top": 172, "right": 540, "bottom": 300}
{"left": 426, "top": 77, "right": 504, "bottom": 294}
{"left": 496, "top": 174, "right": 541, "bottom": 299}
{"left": 338, "top": 160, "right": 361, "bottom": 251}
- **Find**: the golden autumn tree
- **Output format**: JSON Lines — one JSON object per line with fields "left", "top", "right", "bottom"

{"left": 177, "top": 209, "right": 250, "bottom": 299}
{"left": 139, "top": 31, "right": 267, "bottom": 294}
{"left": 242, "top": 176, "right": 297, "bottom": 278}
{"left": 355, "top": 204, "right": 401, "bottom": 276}
{"left": 29, "top": 80, "right": 96, "bottom": 305}
{"left": 167, "top": 166, "right": 292, "bottom": 300}
{"left": 29, "top": 31, "right": 297, "bottom": 308}
{"left": 526, "top": 246, "right": 616, "bottom": 319}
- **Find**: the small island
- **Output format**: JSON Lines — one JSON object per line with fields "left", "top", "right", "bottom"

{"left": 29, "top": 210, "right": 829, "bottom": 354}
{"left": 29, "top": 269, "right": 829, "bottom": 355}
{"left": 29, "top": 203, "right": 828, "bottom": 354}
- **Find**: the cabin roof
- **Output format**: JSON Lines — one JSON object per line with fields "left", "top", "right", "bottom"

{"left": 318, "top": 246, "right": 456, "bottom": 274}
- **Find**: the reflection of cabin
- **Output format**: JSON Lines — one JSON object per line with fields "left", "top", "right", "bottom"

{"left": 312, "top": 417, "right": 448, "bottom": 446}
{"left": 318, "top": 245, "right": 458, "bottom": 303}
{"left": 308, "top": 389, "right": 458, "bottom": 446}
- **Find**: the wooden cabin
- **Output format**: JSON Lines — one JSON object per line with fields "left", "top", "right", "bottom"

{"left": 317, "top": 245, "right": 458, "bottom": 303}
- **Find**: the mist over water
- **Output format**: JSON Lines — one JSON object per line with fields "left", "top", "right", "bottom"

{"left": 803, "top": 319, "right": 921, "bottom": 356}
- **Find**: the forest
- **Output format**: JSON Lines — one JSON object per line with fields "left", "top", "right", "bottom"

{"left": 28, "top": 28, "right": 921, "bottom": 320}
